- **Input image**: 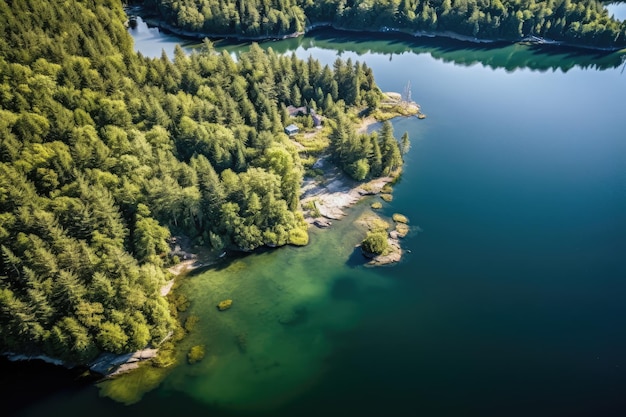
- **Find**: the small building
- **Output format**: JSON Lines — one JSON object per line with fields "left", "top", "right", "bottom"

{"left": 285, "top": 124, "right": 299, "bottom": 136}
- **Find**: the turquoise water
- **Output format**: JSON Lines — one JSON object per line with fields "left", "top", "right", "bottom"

{"left": 6, "top": 19, "right": 626, "bottom": 417}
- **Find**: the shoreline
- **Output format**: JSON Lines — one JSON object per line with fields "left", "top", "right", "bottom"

{"left": 300, "top": 156, "right": 407, "bottom": 266}
{"left": 2, "top": 113, "right": 413, "bottom": 379}
{"left": 128, "top": 7, "right": 625, "bottom": 53}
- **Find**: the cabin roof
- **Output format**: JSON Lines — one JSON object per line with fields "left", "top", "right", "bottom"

{"left": 285, "top": 124, "right": 299, "bottom": 135}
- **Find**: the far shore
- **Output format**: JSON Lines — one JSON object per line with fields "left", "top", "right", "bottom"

{"left": 127, "top": 6, "right": 625, "bottom": 53}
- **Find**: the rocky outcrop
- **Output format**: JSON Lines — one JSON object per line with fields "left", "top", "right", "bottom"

{"left": 5, "top": 348, "right": 160, "bottom": 378}
{"left": 301, "top": 156, "right": 396, "bottom": 223}
{"left": 89, "top": 348, "right": 158, "bottom": 377}
{"left": 313, "top": 218, "right": 332, "bottom": 228}
{"left": 362, "top": 236, "right": 402, "bottom": 266}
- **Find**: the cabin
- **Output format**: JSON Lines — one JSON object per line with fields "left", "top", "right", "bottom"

{"left": 284, "top": 124, "right": 299, "bottom": 136}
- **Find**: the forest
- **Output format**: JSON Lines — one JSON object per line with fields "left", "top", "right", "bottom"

{"left": 141, "top": 0, "right": 626, "bottom": 48}
{"left": 0, "top": 0, "right": 404, "bottom": 364}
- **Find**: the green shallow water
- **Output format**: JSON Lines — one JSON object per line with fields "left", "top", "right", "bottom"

{"left": 160, "top": 202, "right": 393, "bottom": 412}
{"left": 5, "top": 16, "right": 626, "bottom": 417}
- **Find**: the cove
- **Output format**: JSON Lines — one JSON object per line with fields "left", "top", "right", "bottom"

{"left": 6, "top": 16, "right": 626, "bottom": 417}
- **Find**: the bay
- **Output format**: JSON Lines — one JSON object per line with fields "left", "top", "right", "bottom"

{"left": 7, "top": 15, "right": 626, "bottom": 417}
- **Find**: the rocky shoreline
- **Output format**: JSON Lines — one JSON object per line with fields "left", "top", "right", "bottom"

{"left": 4, "top": 347, "right": 160, "bottom": 378}
{"left": 300, "top": 156, "right": 406, "bottom": 266}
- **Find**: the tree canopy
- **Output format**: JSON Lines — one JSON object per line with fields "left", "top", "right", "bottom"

{"left": 0, "top": 0, "right": 385, "bottom": 363}
{"left": 142, "top": 0, "right": 626, "bottom": 48}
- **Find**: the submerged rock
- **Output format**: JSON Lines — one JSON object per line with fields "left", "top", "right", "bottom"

{"left": 278, "top": 305, "right": 309, "bottom": 326}
{"left": 395, "top": 223, "right": 410, "bottom": 238}
{"left": 392, "top": 213, "right": 409, "bottom": 224}
{"left": 187, "top": 345, "right": 205, "bottom": 364}
{"left": 217, "top": 299, "right": 233, "bottom": 311}
{"left": 90, "top": 348, "right": 158, "bottom": 376}
{"left": 313, "top": 218, "right": 332, "bottom": 228}
{"left": 234, "top": 333, "right": 248, "bottom": 354}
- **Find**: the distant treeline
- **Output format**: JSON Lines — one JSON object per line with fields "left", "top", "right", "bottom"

{"left": 141, "top": 0, "right": 626, "bottom": 48}
{"left": 0, "top": 0, "right": 402, "bottom": 363}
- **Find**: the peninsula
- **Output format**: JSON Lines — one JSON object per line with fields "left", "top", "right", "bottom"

{"left": 0, "top": 0, "right": 415, "bottom": 371}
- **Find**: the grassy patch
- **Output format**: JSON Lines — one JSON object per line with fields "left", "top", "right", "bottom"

{"left": 369, "top": 218, "right": 390, "bottom": 232}
{"left": 302, "top": 200, "right": 322, "bottom": 217}
{"left": 300, "top": 154, "right": 318, "bottom": 169}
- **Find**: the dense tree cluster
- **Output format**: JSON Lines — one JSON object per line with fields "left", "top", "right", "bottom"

{"left": 0, "top": 0, "right": 174, "bottom": 364}
{"left": 143, "top": 0, "right": 306, "bottom": 36}
{"left": 329, "top": 114, "right": 404, "bottom": 181}
{"left": 0, "top": 0, "right": 383, "bottom": 363}
{"left": 142, "top": 0, "right": 626, "bottom": 48}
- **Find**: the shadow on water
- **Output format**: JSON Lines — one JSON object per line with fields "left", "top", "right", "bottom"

{"left": 185, "top": 246, "right": 273, "bottom": 277}
{"left": 345, "top": 245, "right": 368, "bottom": 269}
{"left": 277, "top": 305, "right": 309, "bottom": 326}
{"left": 0, "top": 357, "right": 99, "bottom": 417}
{"left": 330, "top": 277, "right": 359, "bottom": 301}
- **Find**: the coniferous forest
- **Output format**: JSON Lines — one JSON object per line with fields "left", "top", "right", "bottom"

{"left": 142, "top": 0, "right": 626, "bottom": 48}
{"left": 0, "top": 0, "right": 405, "bottom": 364}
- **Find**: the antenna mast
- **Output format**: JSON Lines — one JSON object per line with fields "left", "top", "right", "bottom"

{"left": 403, "top": 80, "right": 412, "bottom": 103}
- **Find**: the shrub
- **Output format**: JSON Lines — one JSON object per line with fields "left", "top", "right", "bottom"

{"left": 289, "top": 226, "right": 309, "bottom": 246}
{"left": 361, "top": 230, "right": 389, "bottom": 255}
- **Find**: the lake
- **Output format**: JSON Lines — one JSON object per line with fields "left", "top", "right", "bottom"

{"left": 6, "top": 14, "right": 626, "bottom": 417}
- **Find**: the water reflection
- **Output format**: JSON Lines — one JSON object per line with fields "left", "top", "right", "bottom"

{"left": 128, "top": 9, "right": 625, "bottom": 73}
{"left": 213, "top": 29, "right": 625, "bottom": 73}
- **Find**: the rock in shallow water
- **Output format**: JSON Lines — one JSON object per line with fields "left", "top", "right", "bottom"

{"left": 217, "top": 299, "right": 233, "bottom": 311}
